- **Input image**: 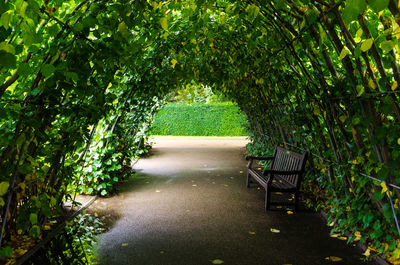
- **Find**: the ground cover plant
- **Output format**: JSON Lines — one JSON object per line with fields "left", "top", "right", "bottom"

{"left": 0, "top": 0, "right": 400, "bottom": 263}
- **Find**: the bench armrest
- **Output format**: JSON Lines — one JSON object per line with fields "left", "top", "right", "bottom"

{"left": 245, "top": 156, "right": 274, "bottom": 161}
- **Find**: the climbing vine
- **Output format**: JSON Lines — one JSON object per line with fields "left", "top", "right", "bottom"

{"left": 1, "top": 0, "right": 400, "bottom": 263}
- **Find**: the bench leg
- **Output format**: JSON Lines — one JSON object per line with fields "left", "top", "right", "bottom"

{"left": 265, "top": 189, "right": 271, "bottom": 211}
{"left": 246, "top": 171, "right": 251, "bottom": 188}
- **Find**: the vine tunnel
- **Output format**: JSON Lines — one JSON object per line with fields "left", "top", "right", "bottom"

{"left": 1, "top": 0, "right": 400, "bottom": 262}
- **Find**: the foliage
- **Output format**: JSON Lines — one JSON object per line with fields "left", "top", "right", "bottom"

{"left": 0, "top": 0, "right": 400, "bottom": 263}
{"left": 167, "top": 82, "right": 229, "bottom": 104}
{"left": 151, "top": 103, "right": 248, "bottom": 136}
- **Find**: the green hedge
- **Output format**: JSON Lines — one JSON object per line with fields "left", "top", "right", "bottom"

{"left": 151, "top": 103, "right": 248, "bottom": 136}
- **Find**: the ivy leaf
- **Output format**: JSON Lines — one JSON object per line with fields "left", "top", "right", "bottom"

{"left": 160, "top": 17, "right": 168, "bottom": 30}
{"left": 41, "top": 64, "right": 56, "bottom": 78}
{"left": 0, "top": 182, "right": 9, "bottom": 196}
{"left": 361, "top": 38, "right": 374, "bottom": 52}
{"left": 16, "top": 0, "right": 28, "bottom": 17}
{"left": 368, "top": 0, "right": 389, "bottom": 13}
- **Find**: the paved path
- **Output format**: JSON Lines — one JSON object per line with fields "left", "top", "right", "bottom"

{"left": 95, "top": 137, "right": 376, "bottom": 265}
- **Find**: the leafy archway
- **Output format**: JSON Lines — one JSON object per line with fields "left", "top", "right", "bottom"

{"left": 1, "top": 0, "right": 400, "bottom": 262}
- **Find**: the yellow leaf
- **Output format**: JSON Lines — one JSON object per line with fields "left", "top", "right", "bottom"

{"left": 156, "top": 190, "right": 161, "bottom": 193}
{"left": 121, "top": 243, "right": 128, "bottom": 246}
{"left": 330, "top": 233, "right": 340, "bottom": 238}
{"left": 239, "top": 170, "right": 243, "bottom": 173}
{"left": 338, "top": 236, "right": 347, "bottom": 241}
{"left": 392, "top": 81, "right": 398, "bottom": 91}
{"left": 192, "top": 184, "right": 197, "bottom": 187}
{"left": 339, "top": 48, "right": 348, "bottom": 60}
{"left": 339, "top": 115, "right": 347, "bottom": 123}
{"left": 0, "top": 181, "right": 9, "bottom": 196}
{"left": 287, "top": 211, "right": 293, "bottom": 215}
{"left": 398, "top": 138, "right": 400, "bottom": 145}
{"left": 363, "top": 248, "right": 370, "bottom": 257}
{"left": 249, "top": 231, "right": 256, "bottom": 235}
{"left": 354, "top": 231, "right": 361, "bottom": 241}
{"left": 212, "top": 259, "right": 224, "bottom": 264}
{"left": 329, "top": 221, "right": 335, "bottom": 227}
{"left": 361, "top": 38, "right": 374, "bottom": 52}
{"left": 381, "top": 182, "right": 388, "bottom": 194}
{"left": 44, "top": 225, "right": 51, "bottom": 230}
{"left": 171, "top": 58, "right": 177, "bottom": 69}
{"left": 356, "top": 29, "right": 363, "bottom": 39}
{"left": 270, "top": 228, "right": 280, "bottom": 233}
{"left": 160, "top": 17, "right": 168, "bottom": 30}
{"left": 325, "top": 256, "right": 343, "bottom": 262}
{"left": 369, "top": 78, "right": 377, "bottom": 89}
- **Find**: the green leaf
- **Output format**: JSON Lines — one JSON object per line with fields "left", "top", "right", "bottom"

{"left": 380, "top": 40, "right": 394, "bottom": 54}
{"left": 0, "top": 246, "right": 12, "bottom": 258}
{"left": 361, "top": 38, "right": 374, "bottom": 52}
{"left": 29, "top": 213, "right": 38, "bottom": 225}
{"left": 64, "top": 72, "right": 79, "bottom": 82}
{"left": 18, "top": 62, "right": 32, "bottom": 76}
{"left": 339, "top": 48, "right": 348, "bottom": 60}
{"left": 29, "top": 225, "right": 40, "bottom": 237}
{"left": 342, "top": 0, "right": 367, "bottom": 24}
{"left": 41, "top": 64, "right": 55, "bottom": 78}
{"left": 1, "top": 11, "right": 12, "bottom": 30}
{"left": 0, "top": 42, "right": 15, "bottom": 54}
{"left": 0, "top": 197, "right": 4, "bottom": 207}
{"left": 118, "top": 22, "right": 130, "bottom": 39}
{"left": 100, "top": 189, "right": 107, "bottom": 196}
{"left": 368, "top": 0, "right": 389, "bottom": 13}
{"left": 0, "top": 50, "right": 16, "bottom": 68}
{"left": 16, "top": 0, "right": 28, "bottom": 17}
{"left": 0, "top": 182, "right": 9, "bottom": 196}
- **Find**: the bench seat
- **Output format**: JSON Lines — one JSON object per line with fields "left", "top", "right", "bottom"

{"left": 246, "top": 146, "right": 307, "bottom": 211}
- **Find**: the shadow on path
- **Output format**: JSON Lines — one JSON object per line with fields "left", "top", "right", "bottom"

{"left": 94, "top": 137, "right": 375, "bottom": 265}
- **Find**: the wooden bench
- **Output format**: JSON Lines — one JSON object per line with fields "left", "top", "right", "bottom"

{"left": 246, "top": 146, "right": 307, "bottom": 211}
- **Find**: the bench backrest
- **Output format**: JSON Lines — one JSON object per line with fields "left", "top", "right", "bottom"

{"left": 270, "top": 146, "right": 307, "bottom": 188}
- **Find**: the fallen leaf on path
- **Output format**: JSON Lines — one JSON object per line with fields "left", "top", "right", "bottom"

{"left": 212, "top": 259, "right": 224, "bottom": 264}
{"left": 270, "top": 228, "right": 280, "bottom": 233}
{"left": 325, "top": 256, "right": 342, "bottom": 262}
{"left": 230, "top": 177, "right": 234, "bottom": 179}
{"left": 287, "top": 211, "right": 293, "bottom": 215}
{"left": 186, "top": 210, "right": 190, "bottom": 212}
{"left": 212, "top": 182, "right": 216, "bottom": 184}
{"left": 156, "top": 190, "right": 161, "bottom": 193}
{"left": 249, "top": 231, "right": 256, "bottom": 235}
{"left": 224, "top": 184, "right": 229, "bottom": 187}
{"left": 354, "top": 231, "right": 361, "bottom": 241}
{"left": 121, "top": 243, "right": 128, "bottom": 247}
{"left": 239, "top": 171, "right": 243, "bottom": 173}
{"left": 192, "top": 184, "right": 197, "bottom": 187}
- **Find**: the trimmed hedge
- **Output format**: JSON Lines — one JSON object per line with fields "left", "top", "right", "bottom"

{"left": 151, "top": 103, "right": 248, "bottom": 136}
